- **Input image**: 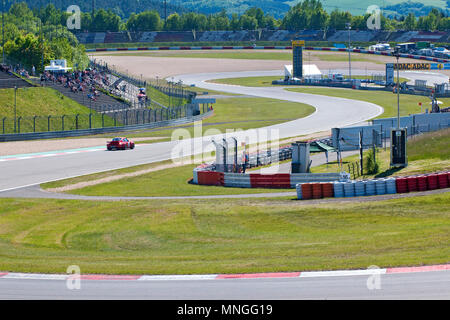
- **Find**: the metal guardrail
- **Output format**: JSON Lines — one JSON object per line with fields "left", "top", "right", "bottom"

{"left": 0, "top": 111, "right": 213, "bottom": 142}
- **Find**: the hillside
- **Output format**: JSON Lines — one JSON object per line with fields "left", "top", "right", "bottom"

{"left": 169, "top": 0, "right": 449, "bottom": 17}
{"left": 5, "top": 0, "right": 449, "bottom": 18}
{"left": 4, "top": 0, "right": 187, "bottom": 19}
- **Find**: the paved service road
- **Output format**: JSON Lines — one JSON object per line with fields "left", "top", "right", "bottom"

{"left": 1, "top": 271, "right": 449, "bottom": 300}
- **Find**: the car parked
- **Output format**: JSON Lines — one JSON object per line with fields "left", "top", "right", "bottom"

{"left": 107, "top": 137, "right": 135, "bottom": 151}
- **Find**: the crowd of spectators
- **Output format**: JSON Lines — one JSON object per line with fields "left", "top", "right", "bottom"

{"left": 41, "top": 68, "right": 110, "bottom": 101}
{"left": 0, "top": 64, "right": 31, "bottom": 78}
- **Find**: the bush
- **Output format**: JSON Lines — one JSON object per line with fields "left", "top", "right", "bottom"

{"left": 364, "top": 148, "right": 379, "bottom": 175}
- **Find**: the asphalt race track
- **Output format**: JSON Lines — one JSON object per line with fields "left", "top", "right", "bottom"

{"left": 0, "top": 71, "right": 384, "bottom": 193}
{"left": 1, "top": 271, "right": 449, "bottom": 300}
{"left": 0, "top": 69, "right": 448, "bottom": 300}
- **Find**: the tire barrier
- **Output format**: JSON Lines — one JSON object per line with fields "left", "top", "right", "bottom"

{"left": 344, "top": 181, "right": 356, "bottom": 197}
{"left": 296, "top": 171, "right": 449, "bottom": 200}
{"left": 193, "top": 170, "right": 343, "bottom": 189}
{"left": 333, "top": 181, "right": 345, "bottom": 198}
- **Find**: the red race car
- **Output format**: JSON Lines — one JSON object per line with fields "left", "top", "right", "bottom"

{"left": 107, "top": 137, "right": 135, "bottom": 151}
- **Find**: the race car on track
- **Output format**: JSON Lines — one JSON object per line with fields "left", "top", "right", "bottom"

{"left": 107, "top": 137, "right": 135, "bottom": 151}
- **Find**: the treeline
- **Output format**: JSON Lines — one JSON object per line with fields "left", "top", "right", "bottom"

{"left": 1, "top": 3, "right": 89, "bottom": 72}
{"left": 78, "top": 0, "right": 450, "bottom": 32}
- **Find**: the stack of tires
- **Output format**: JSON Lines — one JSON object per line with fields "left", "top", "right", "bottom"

{"left": 354, "top": 181, "right": 366, "bottom": 197}
{"left": 312, "top": 183, "right": 323, "bottom": 199}
{"left": 344, "top": 181, "right": 355, "bottom": 197}
{"left": 375, "top": 179, "right": 386, "bottom": 195}
{"left": 395, "top": 177, "right": 408, "bottom": 193}
{"left": 438, "top": 172, "right": 449, "bottom": 189}
{"left": 301, "top": 183, "right": 313, "bottom": 200}
{"left": 385, "top": 177, "right": 397, "bottom": 194}
{"left": 322, "top": 183, "right": 334, "bottom": 198}
{"left": 333, "top": 181, "right": 345, "bottom": 198}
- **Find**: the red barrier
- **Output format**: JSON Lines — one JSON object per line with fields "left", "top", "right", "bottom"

{"left": 321, "top": 183, "right": 334, "bottom": 198}
{"left": 197, "top": 171, "right": 224, "bottom": 186}
{"left": 417, "top": 175, "right": 428, "bottom": 191}
{"left": 437, "top": 172, "right": 449, "bottom": 189}
{"left": 301, "top": 184, "right": 313, "bottom": 200}
{"left": 312, "top": 183, "right": 323, "bottom": 199}
{"left": 427, "top": 174, "right": 439, "bottom": 190}
{"left": 396, "top": 177, "right": 408, "bottom": 193}
{"left": 406, "top": 176, "right": 418, "bottom": 192}
{"left": 249, "top": 174, "right": 290, "bottom": 188}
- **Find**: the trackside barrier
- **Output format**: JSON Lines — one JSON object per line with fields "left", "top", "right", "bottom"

{"left": 296, "top": 171, "right": 449, "bottom": 200}
{"left": 0, "top": 111, "right": 213, "bottom": 142}
{"left": 192, "top": 171, "right": 343, "bottom": 189}
{"left": 86, "top": 46, "right": 450, "bottom": 63}
{"left": 224, "top": 173, "right": 252, "bottom": 188}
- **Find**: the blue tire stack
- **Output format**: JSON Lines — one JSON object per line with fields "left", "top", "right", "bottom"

{"left": 333, "top": 181, "right": 345, "bottom": 198}
{"left": 365, "top": 180, "right": 376, "bottom": 196}
{"left": 344, "top": 181, "right": 355, "bottom": 197}
{"left": 385, "top": 178, "right": 397, "bottom": 194}
{"left": 296, "top": 183, "right": 302, "bottom": 200}
{"left": 375, "top": 179, "right": 387, "bottom": 195}
{"left": 354, "top": 180, "right": 366, "bottom": 197}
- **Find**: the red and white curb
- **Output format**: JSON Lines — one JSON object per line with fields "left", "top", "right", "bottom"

{"left": 0, "top": 264, "right": 448, "bottom": 281}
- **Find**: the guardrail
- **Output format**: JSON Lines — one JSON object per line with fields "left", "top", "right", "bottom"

{"left": 86, "top": 46, "right": 450, "bottom": 64}
{"left": 0, "top": 110, "right": 213, "bottom": 142}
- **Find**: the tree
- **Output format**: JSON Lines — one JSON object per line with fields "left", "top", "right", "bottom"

{"left": 239, "top": 15, "right": 258, "bottom": 30}
{"left": 165, "top": 13, "right": 182, "bottom": 31}
{"left": 126, "top": 11, "right": 161, "bottom": 31}
{"left": 403, "top": 13, "right": 416, "bottom": 31}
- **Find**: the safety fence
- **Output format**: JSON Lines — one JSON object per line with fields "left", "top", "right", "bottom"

{"left": 0, "top": 104, "right": 201, "bottom": 135}
{"left": 91, "top": 59, "right": 197, "bottom": 103}
{"left": 333, "top": 112, "right": 450, "bottom": 151}
{"left": 0, "top": 110, "right": 213, "bottom": 142}
{"left": 296, "top": 170, "right": 450, "bottom": 200}
{"left": 86, "top": 46, "right": 450, "bottom": 64}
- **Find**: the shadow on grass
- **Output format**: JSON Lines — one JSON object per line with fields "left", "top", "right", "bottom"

{"left": 375, "top": 167, "right": 403, "bottom": 178}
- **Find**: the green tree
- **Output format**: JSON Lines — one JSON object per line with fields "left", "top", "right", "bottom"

{"left": 165, "top": 13, "right": 182, "bottom": 31}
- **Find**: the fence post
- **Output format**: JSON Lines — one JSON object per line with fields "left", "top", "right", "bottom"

{"left": 33, "top": 116, "right": 37, "bottom": 133}
{"left": 48, "top": 116, "right": 51, "bottom": 132}
{"left": 136, "top": 110, "right": 139, "bottom": 125}
{"left": 114, "top": 112, "right": 117, "bottom": 127}
{"left": 76, "top": 114, "right": 79, "bottom": 130}
{"left": 102, "top": 113, "right": 105, "bottom": 128}
{"left": 17, "top": 117, "right": 22, "bottom": 133}
{"left": 2, "top": 117, "right": 6, "bottom": 134}
{"left": 62, "top": 115, "right": 66, "bottom": 131}
{"left": 89, "top": 114, "right": 92, "bottom": 129}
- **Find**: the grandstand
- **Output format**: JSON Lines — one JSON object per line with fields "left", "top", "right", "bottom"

{"left": 0, "top": 66, "right": 33, "bottom": 89}
{"left": 75, "top": 30, "right": 450, "bottom": 45}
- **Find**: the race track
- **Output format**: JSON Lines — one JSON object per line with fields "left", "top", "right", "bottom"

{"left": 1, "top": 69, "right": 448, "bottom": 300}
{"left": 0, "top": 71, "right": 384, "bottom": 192}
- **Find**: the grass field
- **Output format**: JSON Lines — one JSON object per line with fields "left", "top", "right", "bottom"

{"left": 97, "top": 50, "right": 384, "bottom": 64}
{"left": 210, "top": 76, "right": 410, "bottom": 87}
{"left": 313, "top": 128, "right": 450, "bottom": 178}
{"left": 286, "top": 88, "right": 450, "bottom": 119}
{"left": 90, "top": 96, "right": 315, "bottom": 141}
{"left": 41, "top": 160, "right": 293, "bottom": 197}
{"left": 0, "top": 193, "right": 448, "bottom": 275}
{"left": 0, "top": 87, "right": 115, "bottom": 133}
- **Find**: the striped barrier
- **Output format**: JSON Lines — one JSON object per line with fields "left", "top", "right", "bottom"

{"left": 193, "top": 169, "right": 343, "bottom": 189}
{"left": 87, "top": 46, "right": 450, "bottom": 63}
{"left": 296, "top": 171, "right": 449, "bottom": 200}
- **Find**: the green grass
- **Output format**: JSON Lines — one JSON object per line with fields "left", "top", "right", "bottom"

{"left": 286, "top": 87, "right": 450, "bottom": 119}
{"left": 313, "top": 128, "right": 450, "bottom": 178}
{"left": 211, "top": 75, "right": 410, "bottom": 88}
{"left": 108, "top": 51, "right": 293, "bottom": 61}
{"left": 90, "top": 96, "right": 315, "bottom": 140}
{"left": 0, "top": 87, "right": 115, "bottom": 133}
{"left": 0, "top": 194, "right": 448, "bottom": 275}
{"left": 41, "top": 161, "right": 292, "bottom": 197}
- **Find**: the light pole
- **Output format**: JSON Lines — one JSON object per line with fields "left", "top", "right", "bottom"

{"left": 14, "top": 86, "right": 17, "bottom": 133}
{"left": 346, "top": 22, "right": 352, "bottom": 82}
{"left": 393, "top": 46, "right": 401, "bottom": 128}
